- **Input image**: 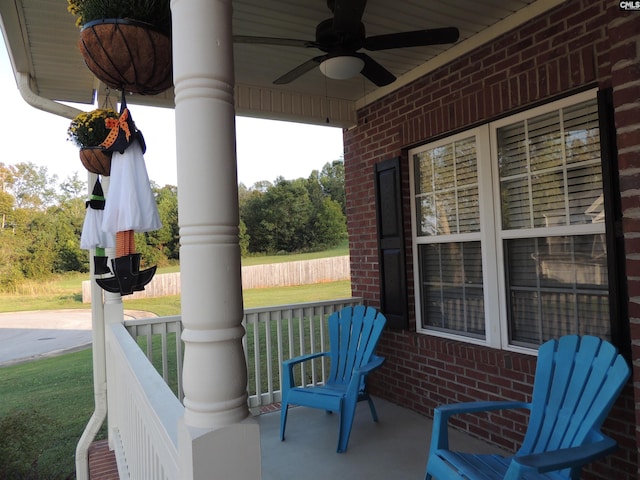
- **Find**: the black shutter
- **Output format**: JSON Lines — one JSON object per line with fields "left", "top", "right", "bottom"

{"left": 598, "top": 88, "right": 631, "bottom": 361}
{"left": 374, "top": 157, "right": 409, "bottom": 329}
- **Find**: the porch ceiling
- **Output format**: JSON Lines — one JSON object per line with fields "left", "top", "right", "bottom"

{"left": 0, "top": 0, "right": 562, "bottom": 128}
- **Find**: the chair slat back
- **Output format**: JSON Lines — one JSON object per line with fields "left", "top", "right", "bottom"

{"left": 327, "top": 306, "right": 386, "bottom": 386}
{"left": 519, "top": 335, "right": 630, "bottom": 456}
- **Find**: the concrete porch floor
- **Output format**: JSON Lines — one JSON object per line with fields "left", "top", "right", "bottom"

{"left": 259, "top": 396, "right": 507, "bottom": 480}
{"left": 89, "top": 397, "right": 507, "bottom": 479}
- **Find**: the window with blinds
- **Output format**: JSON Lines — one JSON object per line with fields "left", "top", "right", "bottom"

{"left": 497, "top": 97, "right": 608, "bottom": 347}
{"left": 411, "top": 133, "right": 486, "bottom": 339}
{"left": 410, "top": 90, "right": 609, "bottom": 351}
{"left": 497, "top": 98, "right": 602, "bottom": 230}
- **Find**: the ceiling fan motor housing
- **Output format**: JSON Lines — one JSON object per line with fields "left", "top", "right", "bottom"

{"left": 316, "top": 18, "right": 365, "bottom": 52}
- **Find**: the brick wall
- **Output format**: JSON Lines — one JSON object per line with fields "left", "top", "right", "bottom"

{"left": 344, "top": 1, "right": 639, "bottom": 478}
{"left": 610, "top": 5, "right": 640, "bottom": 472}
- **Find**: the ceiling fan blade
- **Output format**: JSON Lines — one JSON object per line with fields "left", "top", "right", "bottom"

{"left": 233, "top": 36, "right": 319, "bottom": 48}
{"left": 331, "top": 0, "right": 367, "bottom": 33}
{"left": 364, "top": 27, "right": 460, "bottom": 51}
{"left": 356, "top": 53, "right": 396, "bottom": 87}
{"left": 273, "top": 56, "right": 326, "bottom": 85}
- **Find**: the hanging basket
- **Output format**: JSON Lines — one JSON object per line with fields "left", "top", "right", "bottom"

{"left": 79, "top": 147, "right": 112, "bottom": 176}
{"left": 78, "top": 18, "right": 172, "bottom": 95}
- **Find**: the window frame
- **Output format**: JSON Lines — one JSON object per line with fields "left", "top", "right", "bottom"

{"left": 409, "top": 89, "right": 604, "bottom": 354}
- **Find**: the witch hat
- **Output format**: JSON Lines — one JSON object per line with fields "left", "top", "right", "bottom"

{"left": 86, "top": 177, "right": 106, "bottom": 210}
{"left": 99, "top": 92, "right": 146, "bottom": 154}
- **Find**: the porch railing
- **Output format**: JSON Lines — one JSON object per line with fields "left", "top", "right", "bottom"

{"left": 121, "top": 297, "right": 363, "bottom": 408}
{"left": 242, "top": 298, "right": 363, "bottom": 409}
{"left": 110, "top": 298, "right": 362, "bottom": 477}
{"left": 106, "top": 321, "right": 182, "bottom": 480}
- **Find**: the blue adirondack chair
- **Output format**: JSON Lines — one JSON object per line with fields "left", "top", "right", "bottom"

{"left": 279, "top": 305, "right": 387, "bottom": 453}
{"left": 425, "top": 335, "right": 630, "bottom": 480}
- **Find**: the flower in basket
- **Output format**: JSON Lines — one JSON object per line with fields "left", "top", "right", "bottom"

{"left": 67, "top": 108, "right": 119, "bottom": 149}
{"left": 67, "top": 0, "right": 171, "bottom": 36}
{"left": 68, "top": 108, "right": 119, "bottom": 176}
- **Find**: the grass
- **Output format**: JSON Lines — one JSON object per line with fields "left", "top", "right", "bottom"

{"left": 0, "top": 247, "right": 352, "bottom": 478}
{"left": 0, "top": 349, "right": 96, "bottom": 479}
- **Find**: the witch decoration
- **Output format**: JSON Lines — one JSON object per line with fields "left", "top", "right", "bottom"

{"left": 80, "top": 178, "right": 114, "bottom": 275}
{"left": 80, "top": 95, "right": 161, "bottom": 295}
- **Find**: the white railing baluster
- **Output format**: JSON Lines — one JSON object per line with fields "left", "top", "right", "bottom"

{"left": 253, "top": 312, "right": 262, "bottom": 406}
{"left": 265, "top": 312, "right": 274, "bottom": 405}
{"left": 308, "top": 307, "right": 318, "bottom": 385}
{"left": 160, "top": 322, "right": 168, "bottom": 383}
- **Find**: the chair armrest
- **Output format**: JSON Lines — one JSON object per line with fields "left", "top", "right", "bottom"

{"left": 430, "top": 401, "right": 531, "bottom": 452}
{"left": 347, "top": 355, "right": 385, "bottom": 397}
{"left": 436, "top": 400, "right": 531, "bottom": 419}
{"left": 283, "top": 351, "right": 328, "bottom": 369}
{"left": 353, "top": 355, "right": 385, "bottom": 376}
{"left": 511, "top": 431, "right": 618, "bottom": 474}
{"left": 282, "top": 352, "right": 329, "bottom": 390}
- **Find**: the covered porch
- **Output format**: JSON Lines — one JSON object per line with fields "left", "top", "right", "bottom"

{"left": 83, "top": 300, "right": 506, "bottom": 479}
{"left": 89, "top": 398, "right": 506, "bottom": 479}
{"left": 2, "top": 0, "right": 639, "bottom": 478}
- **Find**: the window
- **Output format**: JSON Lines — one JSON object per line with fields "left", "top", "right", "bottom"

{"left": 410, "top": 90, "right": 608, "bottom": 351}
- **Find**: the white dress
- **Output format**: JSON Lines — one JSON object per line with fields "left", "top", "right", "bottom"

{"left": 80, "top": 206, "right": 115, "bottom": 249}
{"left": 101, "top": 139, "right": 162, "bottom": 235}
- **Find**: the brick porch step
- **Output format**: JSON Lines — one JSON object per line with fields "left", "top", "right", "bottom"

{"left": 88, "top": 439, "right": 118, "bottom": 479}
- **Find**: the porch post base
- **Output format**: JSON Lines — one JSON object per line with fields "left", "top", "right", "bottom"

{"left": 178, "top": 416, "right": 261, "bottom": 480}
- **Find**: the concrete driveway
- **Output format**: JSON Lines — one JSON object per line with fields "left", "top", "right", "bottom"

{"left": 0, "top": 309, "right": 156, "bottom": 366}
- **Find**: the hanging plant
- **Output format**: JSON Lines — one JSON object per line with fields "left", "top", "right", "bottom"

{"left": 67, "top": 108, "right": 119, "bottom": 149}
{"left": 67, "top": 108, "right": 118, "bottom": 175}
{"left": 68, "top": 0, "right": 173, "bottom": 95}
{"left": 67, "top": 0, "right": 171, "bottom": 36}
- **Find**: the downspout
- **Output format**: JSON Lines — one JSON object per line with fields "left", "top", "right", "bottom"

{"left": 74, "top": 268, "right": 107, "bottom": 480}
{"left": 15, "top": 71, "right": 107, "bottom": 479}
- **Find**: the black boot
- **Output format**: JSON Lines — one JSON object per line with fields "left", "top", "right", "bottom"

{"left": 93, "top": 256, "right": 111, "bottom": 275}
{"left": 130, "top": 253, "right": 157, "bottom": 292}
{"left": 96, "top": 254, "right": 156, "bottom": 296}
{"left": 112, "top": 255, "right": 136, "bottom": 295}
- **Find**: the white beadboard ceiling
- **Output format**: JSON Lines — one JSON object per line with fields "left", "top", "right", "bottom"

{"left": 0, "top": 0, "right": 563, "bottom": 127}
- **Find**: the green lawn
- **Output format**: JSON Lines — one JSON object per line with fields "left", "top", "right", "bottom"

{"left": 0, "top": 248, "right": 352, "bottom": 478}
{"left": 0, "top": 349, "right": 97, "bottom": 479}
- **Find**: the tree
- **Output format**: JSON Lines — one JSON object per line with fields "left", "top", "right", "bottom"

{"left": 0, "top": 190, "right": 14, "bottom": 230}
{"left": 318, "top": 159, "right": 345, "bottom": 214}
{"left": 240, "top": 164, "right": 347, "bottom": 254}
{"left": 139, "top": 184, "right": 179, "bottom": 264}
{"left": 242, "top": 178, "right": 312, "bottom": 253}
{"left": 8, "top": 162, "right": 58, "bottom": 210}
{"left": 58, "top": 172, "right": 87, "bottom": 204}
{"left": 238, "top": 219, "right": 249, "bottom": 257}
{"left": 0, "top": 164, "right": 14, "bottom": 229}
{"left": 309, "top": 197, "right": 346, "bottom": 247}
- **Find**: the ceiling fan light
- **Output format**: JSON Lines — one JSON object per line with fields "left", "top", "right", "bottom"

{"left": 319, "top": 56, "right": 365, "bottom": 80}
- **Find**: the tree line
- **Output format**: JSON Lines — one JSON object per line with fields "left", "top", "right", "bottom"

{"left": 0, "top": 160, "right": 345, "bottom": 291}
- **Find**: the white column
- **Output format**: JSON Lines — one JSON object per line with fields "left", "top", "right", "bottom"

{"left": 171, "top": 0, "right": 260, "bottom": 478}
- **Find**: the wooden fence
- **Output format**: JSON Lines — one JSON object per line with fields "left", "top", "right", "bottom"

{"left": 82, "top": 256, "right": 350, "bottom": 303}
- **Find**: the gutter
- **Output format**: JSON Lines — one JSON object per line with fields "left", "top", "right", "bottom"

{"left": 15, "top": 71, "right": 105, "bottom": 479}
{"left": 15, "top": 71, "right": 83, "bottom": 119}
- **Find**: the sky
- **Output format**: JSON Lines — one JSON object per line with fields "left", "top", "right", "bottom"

{"left": 0, "top": 37, "right": 344, "bottom": 188}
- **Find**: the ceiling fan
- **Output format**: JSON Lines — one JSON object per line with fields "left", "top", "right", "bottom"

{"left": 233, "top": 0, "right": 460, "bottom": 87}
